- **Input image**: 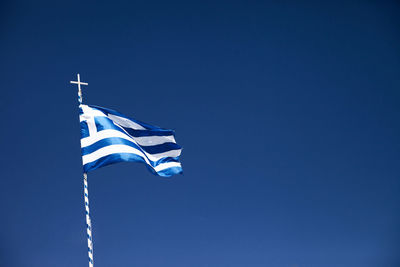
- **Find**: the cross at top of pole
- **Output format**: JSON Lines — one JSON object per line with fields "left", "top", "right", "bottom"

{"left": 70, "top": 73, "right": 88, "bottom": 104}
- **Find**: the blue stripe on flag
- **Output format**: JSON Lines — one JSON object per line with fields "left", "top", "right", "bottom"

{"left": 140, "top": 142, "right": 181, "bottom": 154}
{"left": 83, "top": 152, "right": 182, "bottom": 176}
{"left": 80, "top": 121, "right": 89, "bottom": 138}
{"left": 94, "top": 116, "right": 116, "bottom": 132}
{"left": 124, "top": 128, "right": 175, "bottom": 137}
{"left": 156, "top": 166, "right": 183, "bottom": 177}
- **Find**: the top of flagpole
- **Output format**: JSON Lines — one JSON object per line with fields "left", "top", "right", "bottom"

{"left": 70, "top": 74, "right": 88, "bottom": 104}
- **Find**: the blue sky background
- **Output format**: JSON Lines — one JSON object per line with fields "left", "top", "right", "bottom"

{"left": 0, "top": 1, "right": 399, "bottom": 266}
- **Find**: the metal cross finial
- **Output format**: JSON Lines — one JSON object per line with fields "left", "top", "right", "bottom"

{"left": 70, "top": 73, "right": 88, "bottom": 104}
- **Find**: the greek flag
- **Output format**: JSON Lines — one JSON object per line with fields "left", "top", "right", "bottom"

{"left": 79, "top": 104, "right": 183, "bottom": 177}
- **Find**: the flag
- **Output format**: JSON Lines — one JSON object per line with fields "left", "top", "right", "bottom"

{"left": 79, "top": 104, "right": 183, "bottom": 177}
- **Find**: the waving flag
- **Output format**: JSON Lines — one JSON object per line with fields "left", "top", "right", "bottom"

{"left": 79, "top": 104, "right": 182, "bottom": 177}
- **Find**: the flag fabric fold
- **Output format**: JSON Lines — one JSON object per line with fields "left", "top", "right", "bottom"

{"left": 79, "top": 104, "right": 183, "bottom": 177}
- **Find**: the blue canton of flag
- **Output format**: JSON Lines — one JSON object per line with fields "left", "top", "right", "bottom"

{"left": 79, "top": 105, "right": 183, "bottom": 177}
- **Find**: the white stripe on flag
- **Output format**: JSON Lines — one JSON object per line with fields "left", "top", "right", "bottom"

{"left": 154, "top": 161, "right": 182, "bottom": 172}
{"left": 134, "top": 135, "right": 176, "bottom": 146}
{"left": 82, "top": 144, "right": 181, "bottom": 165}
{"left": 81, "top": 130, "right": 134, "bottom": 147}
{"left": 80, "top": 129, "right": 176, "bottom": 148}
{"left": 107, "top": 114, "right": 147, "bottom": 130}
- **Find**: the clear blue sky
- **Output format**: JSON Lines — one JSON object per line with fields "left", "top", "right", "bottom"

{"left": 1, "top": 1, "right": 399, "bottom": 266}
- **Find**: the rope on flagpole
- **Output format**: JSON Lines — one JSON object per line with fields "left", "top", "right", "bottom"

{"left": 70, "top": 74, "right": 93, "bottom": 267}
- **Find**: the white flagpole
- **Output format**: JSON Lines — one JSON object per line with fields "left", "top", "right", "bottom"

{"left": 70, "top": 74, "right": 93, "bottom": 267}
{"left": 83, "top": 172, "right": 94, "bottom": 267}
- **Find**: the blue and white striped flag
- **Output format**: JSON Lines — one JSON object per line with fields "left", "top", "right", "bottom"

{"left": 79, "top": 104, "right": 183, "bottom": 177}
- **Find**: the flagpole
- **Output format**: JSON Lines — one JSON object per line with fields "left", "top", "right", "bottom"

{"left": 84, "top": 172, "right": 94, "bottom": 267}
{"left": 70, "top": 74, "right": 93, "bottom": 267}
